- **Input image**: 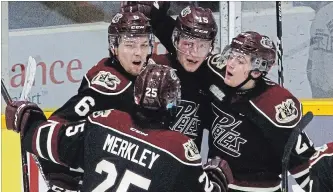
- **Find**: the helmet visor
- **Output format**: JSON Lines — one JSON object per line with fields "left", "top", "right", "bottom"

{"left": 116, "top": 33, "right": 154, "bottom": 54}
{"left": 173, "top": 33, "right": 212, "bottom": 58}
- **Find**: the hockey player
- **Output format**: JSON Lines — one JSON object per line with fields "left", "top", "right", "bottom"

{"left": 206, "top": 31, "right": 333, "bottom": 192}
{"left": 121, "top": 3, "right": 218, "bottom": 148}
{"left": 5, "top": 64, "right": 232, "bottom": 192}
{"left": 17, "top": 11, "right": 155, "bottom": 191}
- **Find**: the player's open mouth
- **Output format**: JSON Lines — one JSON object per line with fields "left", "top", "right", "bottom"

{"left": 132, "top": 61, "right": 141, "bottom": 65}
{"left": 187, "top": 59, "right": 198, "bottom": 65}
{"left": 227, "top": 71, "right": 233, "bottom": 76}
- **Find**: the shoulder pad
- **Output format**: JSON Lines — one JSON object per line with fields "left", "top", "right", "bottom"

{"left": 179, "top": 138, "right": 202, "bottom": 164}
{"left": 249, "top": 84, "right": 302, "bottom": 128}
{"left": 84, "top": 58, "right": 132, "bottom": 95}
{"left": 207, "top": 53, "right": 225, "bottom": 80}
{"left": 158, "top": 134, "right": 202, "bottom": 166}
{"left": 150, "top": 54, "right": 172, "bottom": 67}
{"left": 88, "top": 111, "right": 202, "bottom": 166}
{"left": 89, "top": 109, "right": 131, "bottom": 125}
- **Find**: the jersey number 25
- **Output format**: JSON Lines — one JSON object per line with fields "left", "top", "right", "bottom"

{"left": 92, "top": 159, "right": 151, "bottom": 192}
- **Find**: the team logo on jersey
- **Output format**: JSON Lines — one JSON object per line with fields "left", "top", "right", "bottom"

{"left": 275, "top": 99, "right": 298, "bottom": 124}
{"left": 169, "top": 100, "right": 201, "bottom": 137}
{"left": 183, "top": 139, "right": 201, "bottom": 161}
{"left": 211, "top": 104, "right": 247, "bottom": 157}
{"left": 112, "top": 13, "right": 123, "bottom": 23}
{"left": 181, "top": 6, "right": 191, "bottom": 17}
{"left": 92, "top": 110, "right": 112, "bottom": 118}
{"left": 91, "top": 71, "right": 121, "bottom": 91}
{"left": 208, "top": 53, "right": 225, "bottom": 70}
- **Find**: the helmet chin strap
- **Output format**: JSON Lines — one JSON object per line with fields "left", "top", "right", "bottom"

{"left": 234, "top": 70, "right": 263, "bottom": 91}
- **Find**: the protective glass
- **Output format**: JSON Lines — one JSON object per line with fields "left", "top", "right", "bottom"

{"left": 224, "top": 48, "right": 249, "bottom": 65}
{"left": 118, "top": 33, "right": 154, "bottom": 54}
{"left": 174, "top": 33, "right": 212, "bottom": 58}
{"left": 225, "top": 48, "right": 270, "bottom": 72}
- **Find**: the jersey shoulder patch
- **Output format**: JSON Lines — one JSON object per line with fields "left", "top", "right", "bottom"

{"left": 89, "top": 109, "right": 132, "bottom": 129}
{"left": 152, "top": 131, "right": 202, "bottom": 165}
{"left": 84, "top": 58, "right": 132, "bottom": 95}
{"left": 250, "top": 82, "right": 302, "bottom": 128}
{"left": 180, "top": 138, "right": 202, "bottom": 163}
{"left": 207, "top": 53, "right": 226, "bottom": 80}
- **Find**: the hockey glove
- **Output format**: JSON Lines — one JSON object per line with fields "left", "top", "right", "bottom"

{"left": 5, "top": 101, "right": 46, "bottom": 134}
{"left": 307, "top": 142, "right": 333, "bottom": 192}
{"left": 203, "top": 157, "right": 234, "bottom": 192}
{"left": 120, "top": 1, "right": 170, "bottom": 18}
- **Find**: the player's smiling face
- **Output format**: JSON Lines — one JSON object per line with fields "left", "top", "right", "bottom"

{"left": 116, "top": 34, "right": 150, "bottom": 76}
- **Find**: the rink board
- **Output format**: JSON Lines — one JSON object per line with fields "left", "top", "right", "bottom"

{"left": 1, "top": 100, "right": 333, "bottom": 192}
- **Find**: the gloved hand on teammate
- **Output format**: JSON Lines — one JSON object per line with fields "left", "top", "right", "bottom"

{"left": 5, "top": 101, "right": 46, "bottom": 134}
{"left": 120, "top": 1, "right": 170, "bottom": 18}
{"left": 203, "top": 156, "right": 234, "bottom": 192}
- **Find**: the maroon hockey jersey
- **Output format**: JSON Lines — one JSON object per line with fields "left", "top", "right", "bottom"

{"left": 49, "top": 57, "right": 136, "bottom": 122}
{"left": 206, "top": 54, "right": 317, "bottom": 192}
{"left": 23, "top": 109, "right": 217, "bottom": 192}
{"left": 36, "top": 56, "right": 137, "bottom": 191}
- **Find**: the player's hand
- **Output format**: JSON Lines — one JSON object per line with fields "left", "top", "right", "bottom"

{"left": 120, "top": 1, "right": 170, "bottom": 18}
{"left": 203, "top": 157, "right": 234, "bottom": 192}
{"left": 5, "top": 101, "right": 46, "bottom": 134}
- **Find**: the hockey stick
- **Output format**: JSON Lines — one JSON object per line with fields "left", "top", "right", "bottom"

{"left": 1, "top": 79, "right": 50, "bottom": 192}
{"left": 276, "top": 1, "right": 284, "bottom": 87}
{"left": 2, "top": 57, "right": 50, "bottom": 191}
{"left": 18, "top": 56, "right": 51, "bottom": 189}
{"left": 1, "top": 79, "right": 30, "bottom": 192}
{"left": 20, "top": 56, "right": 37, "bottom": 101}
{"left": 281, "top": 111, "right": 314, "bottom": 192}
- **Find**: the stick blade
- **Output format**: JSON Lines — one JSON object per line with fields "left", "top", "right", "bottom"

{"left": 20, "top": 56, "right": 37, "bottom": 101}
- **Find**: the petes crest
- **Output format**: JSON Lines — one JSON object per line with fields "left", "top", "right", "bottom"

{"left": 208, "top": 53, "right": 225, "bottom": 70}
{"left": 181, "top": 6, "right": 191, "bottom": 17}
{"left": 183, "top": 139, "right": 201, "bottom": 161}
{"left": 112, "top": 13, "right": 123, "bottom": 23}
{"left": 275, "top": 99, "right": 298, "bottom": 123}
{"left": 92, "top": 71, "right": 121, "bottom": 90}
{"left": 92, "top": 110, "right": 112, "bottom": 118}
{"left": 260, "top": 36, "right": 274, "bottom": 49}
